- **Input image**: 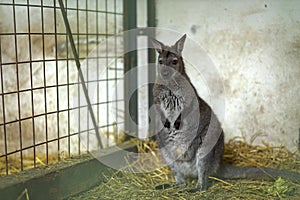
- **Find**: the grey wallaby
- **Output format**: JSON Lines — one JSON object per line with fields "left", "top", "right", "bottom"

{"left": 151, "top": 34, "right": 300, "bottom": 191}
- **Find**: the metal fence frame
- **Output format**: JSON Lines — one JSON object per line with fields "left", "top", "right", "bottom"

{"left": 0, "top": 0, "right": 125, "bottom": 176}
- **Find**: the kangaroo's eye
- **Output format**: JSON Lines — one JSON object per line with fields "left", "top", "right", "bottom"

{"left": 158, "top": 59, "right": 163, "bottom": 64}
{"left": 172, "top": 58, "right": 178, "bottom": 65}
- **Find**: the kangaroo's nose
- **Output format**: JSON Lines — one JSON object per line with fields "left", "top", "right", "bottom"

{"left": 161, "top": 66, "right": 170, "bottom": 77}
{"left": 162, "top": 69, "right": 169, "bottom": 77}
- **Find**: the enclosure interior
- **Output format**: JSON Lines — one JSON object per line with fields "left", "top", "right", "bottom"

{"left": 1, "top": 0, "right": 299, "bottom": 190}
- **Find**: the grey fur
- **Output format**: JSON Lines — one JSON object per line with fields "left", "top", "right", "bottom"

{"left": 152, "top": 34, "right": 300, "bottom": 191}
{"left": 152, "top": 34, "right": 224, "bottom": 190}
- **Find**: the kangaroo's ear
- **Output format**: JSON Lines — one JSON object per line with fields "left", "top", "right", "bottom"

{"left": 150, "top": 38, "right": 164, "bottom": 54}
{"left": 174, "top": 34, "right": 186, "bottom": 55}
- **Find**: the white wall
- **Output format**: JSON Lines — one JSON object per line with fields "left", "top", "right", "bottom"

{"left": 155, "top": 0, "right": 300, "bottom": 151}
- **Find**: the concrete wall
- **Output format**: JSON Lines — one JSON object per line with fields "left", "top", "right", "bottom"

{"left": 155, "top": 0, "right": 300, "bottom": 151}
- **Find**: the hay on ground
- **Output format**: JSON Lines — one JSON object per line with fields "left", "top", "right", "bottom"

{"left": 69, "top": 137, "right": 300, "bottom": 200}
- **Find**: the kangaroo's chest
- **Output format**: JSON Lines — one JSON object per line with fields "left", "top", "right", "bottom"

{"left": 159, "top": 89, "right": 184, "bottom": 121}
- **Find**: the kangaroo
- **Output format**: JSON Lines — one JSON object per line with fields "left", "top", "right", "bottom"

{"left": 151, "top": 34, "right": 300, "bottom": 191}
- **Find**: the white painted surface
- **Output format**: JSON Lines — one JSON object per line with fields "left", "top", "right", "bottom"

{"left": 156, "top": 0, "right": 300, "bottom": 151}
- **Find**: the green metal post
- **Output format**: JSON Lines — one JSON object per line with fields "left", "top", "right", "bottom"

{"left": 123, "top": 0, "right": 138, "bottom": 136}
{"left": 147, "top": 0, "right": 156, "bottom": 138}
{"left": 147, "top": 0, "right": 156, "bottom": 100}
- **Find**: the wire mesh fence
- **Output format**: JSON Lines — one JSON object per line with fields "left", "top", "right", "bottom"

{"left": 0, "top": 0, "right": 124, "bottom": 176}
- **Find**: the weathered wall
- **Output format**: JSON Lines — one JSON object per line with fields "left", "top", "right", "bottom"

{"left": 155, "top": 0, "right": 300, "bottom": 151}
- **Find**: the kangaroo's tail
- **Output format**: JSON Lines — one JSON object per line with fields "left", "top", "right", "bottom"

{"left": 216, "top": 163, "right": 300, "bottom": 184}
